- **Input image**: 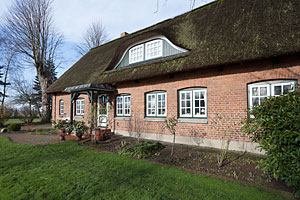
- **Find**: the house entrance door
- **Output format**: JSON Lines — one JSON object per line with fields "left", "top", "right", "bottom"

{"left": 97, "top": 95, "right": 108, "bottom": 127}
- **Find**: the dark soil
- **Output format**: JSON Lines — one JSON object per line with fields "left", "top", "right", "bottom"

{"left": 81, "top": 135, "right": 294, "bottom": 195}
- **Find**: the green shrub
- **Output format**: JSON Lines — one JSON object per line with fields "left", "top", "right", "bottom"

{"left": 7, "top": 123, "right": 21, "bottom": 131}
{"left": 117, "top": 141, "right": 164, "bottom": 159}
{"left": 242, "top": 90, "right": 300, "bottom": 197}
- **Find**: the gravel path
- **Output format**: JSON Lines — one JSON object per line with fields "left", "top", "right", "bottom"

{"left": 1, "top": 132, "right": 61, "bottom": 145}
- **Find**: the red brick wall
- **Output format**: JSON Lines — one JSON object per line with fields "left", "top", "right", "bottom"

{"left": 52, "top": 93, "right": 91, "bottom": 125}
{"left": 113, "top": 58, "right": 300, "bottom": 142}
{"left": 52, "top": 57, "right": 300, "bottom": 143}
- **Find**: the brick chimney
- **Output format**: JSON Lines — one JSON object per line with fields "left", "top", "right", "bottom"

{"left": 120, "top": 32, "right": 128, "bottom": 37}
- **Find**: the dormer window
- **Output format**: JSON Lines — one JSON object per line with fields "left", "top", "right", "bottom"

{"left": 129, "top": 40, "right": 163, "bottom": 64}
{"left": 115, "top": 36, "right": 188, "bottom": 69}
{"left": 129, "top": 44, "right": 144, "bottom": 64}
{"left": 145, "top": 40, "right": 162, "bottom": 60}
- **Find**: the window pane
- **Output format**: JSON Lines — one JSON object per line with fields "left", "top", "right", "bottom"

{"left": 200, "top": 108, "right": 205, "bottom": 115}
{"left": 187, "top": 100, "right": 191, "bottom": 107}
{"left": 252, "top": 87, "right": 258, "bottom": 96}
{"left": 182, "top": 101, "right": 185, "bottom": 107}
{"left": 200, "top": 92, "right": 205, "bottom": 99}
{"left": 283, "top": 85, "right": 292, "bottom": 94}
{"left": 186, "top": 108, "right": 191, "bottom": 114}
{"left": 260, "top": 87, "right": 267, "bottom": 96}
{"left": 195, "top": 108, "right": 200, "bottom": 115}
{"left": 200, "top": 100, "right": 205, "bottom": 107}
{"left": 181, "top": 93, "right": 185, "bottom": 100}
{"left": 274, "top": 86, "right": 282, "bottom": 95}
{"left": 186, "top": 92, "right": 191, "bottom": 99}
{"left": 158, "top": 95, "right": 161, "bottom": 101}
{"left": 252, "top": 97, "right": 259, "bottom": 106}
{"left": 195, "top": 100, "right": 199, "bottom": 107}
{"left": 260, "top": 97, "right": 266, "bottom": 104}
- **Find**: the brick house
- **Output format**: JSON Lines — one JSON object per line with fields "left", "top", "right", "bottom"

{"left": 47, "top": 0, "right": 300, "bottom": 154}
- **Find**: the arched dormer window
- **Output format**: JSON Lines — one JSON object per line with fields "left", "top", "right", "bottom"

{"left": 114, "top": 36, "right": 188, "bottom": 69}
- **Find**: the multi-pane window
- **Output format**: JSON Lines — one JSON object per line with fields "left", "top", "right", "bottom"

{"left": 272, "top": 82, "right": 295, "bottom": 96}
{"left": 59, "top": 100, "right": 64, "bottom": 115}
{"left": 116, "top": 95, "right": 131, "bottom": 117}
{"left": 248, "top": 80, "right": 296, "bottom": 107}
{"left": 129, "top": 44, "right": 144, "bottom": 64}
{"left": 179, "top": 88, "right": 207, "bottom": 118}
{"left": 249, "top": 85, "right": 269, "bottom": 107}
{"left": 75, "top": 99, "right": 84, "bottom": 115}
{"left": 128, "top": 39, "right": 164, "bottom": 64}
{"left": 146, "top": 92, "right": 166, "bottom": 117}
{"left": 145, "top": 40, "right": 163, "bottom": 60}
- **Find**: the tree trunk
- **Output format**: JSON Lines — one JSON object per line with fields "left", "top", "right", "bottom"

{"left": 171, "top": 133, "right": 176, "bottom": 156}
{"left": 0, "top": 55, "right": 12, "bottom": 114}
{"left": 37, "top": 70, "right": 51, "bottom": 123}
{"left": 29, "top": 101, "right": 32, "bottom": 123}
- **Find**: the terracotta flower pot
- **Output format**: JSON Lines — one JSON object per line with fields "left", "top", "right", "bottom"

{"left": 59, "top": 134, "right": 65, "bottom": 141}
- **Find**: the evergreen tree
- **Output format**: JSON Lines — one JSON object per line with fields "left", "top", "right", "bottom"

{"left": 33, "top": 60, "right": 57, "bottom": 117}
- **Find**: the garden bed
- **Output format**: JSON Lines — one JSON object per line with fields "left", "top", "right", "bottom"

{"left": 81, "top": 135, "right": 293, "bottom": 194}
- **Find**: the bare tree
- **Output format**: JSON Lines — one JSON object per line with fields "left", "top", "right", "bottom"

{"left": 0, "top": 40, "right": 19, "bottom": 115}
{"left": 12, "top": 76, "right": 39, "bottom": 122}
{"left": 165, "top": 116, "right": 178, "bottom": 156}
{"left": 76, "top": 21, "right": 108, "bottom": 55}
{"left": 3, "top": 0, "right": 63, "bottom": 122}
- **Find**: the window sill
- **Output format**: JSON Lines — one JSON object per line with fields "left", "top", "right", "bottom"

{"left": 178, "top": 118, "right": 207, "bottom": 124}
{"left": 144, "top": 117, "right": 166, "bottom": 122}
{"left": 115, "top": 116, "right": 131, "bottom": 121}
{"left": 74, "top": 115, "right": 84, "bottom": 118}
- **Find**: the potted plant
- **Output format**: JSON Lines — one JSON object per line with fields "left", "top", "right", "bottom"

{"left": 65, "top": 122, "right": 74, "bottom": 135}
{"left": 72, "top": 121, "right": 88, "bottom": 140}
{"left": 53, "top": 120, "right": 67, "bottom": 141}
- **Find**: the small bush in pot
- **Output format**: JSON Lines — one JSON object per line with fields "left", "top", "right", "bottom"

{"left": 72, "top": 121, "right": 88, "bottom": 139}
{"left": 65, "top": 122, "right": 74, "bottom": 135}
{"left": 53, "top": 120, "right": 67, "bottom": 141}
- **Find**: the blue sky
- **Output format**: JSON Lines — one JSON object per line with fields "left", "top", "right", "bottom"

{"left": 0, "top": 0, "right": 214, "bottom": 80}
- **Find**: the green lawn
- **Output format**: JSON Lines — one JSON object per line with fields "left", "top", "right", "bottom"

{"left": 4, "top": 118, "right": 41, "bottom": 125}
{"left": 0, "top": 136, "right": 290, "bottom": 200}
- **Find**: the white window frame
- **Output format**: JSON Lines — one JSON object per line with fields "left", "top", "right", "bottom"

{"left": 249, "top": 84, "right": 270, "bottom": 107}
{"left": 75, "top": 99, "right": 84, "bottom": 116}
{"left": 248, "top": 80, "right": 296, "bottom": 108}
{"left": 145, "top": 39, "right": 163, "bottom": 60}
{"left": 271, "top": 82, "right": 295, "bottom": 96}
{"left": 179, "top": 88, "right": 207, "bottom": 118}
{"left": 193, "top": 90, "right": 207, "bottom": 117}
{"left": 146, "top": 92, "right": 167, "bottom": 117}
{"left": 59, "top": 100, "right": 64, "bottom": 115}
{"left": 116, "top": 95, "right": 131, "bottom": 117}
{"left": 179, "top": 90, "right": 192, "bottom": 117}
{"left": 129, "top": 44, "right": 144, "bottom": 64}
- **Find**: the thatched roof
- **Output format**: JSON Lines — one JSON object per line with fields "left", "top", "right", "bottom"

{"left": 48, "top": 0, "right": 300, "bottom": 93}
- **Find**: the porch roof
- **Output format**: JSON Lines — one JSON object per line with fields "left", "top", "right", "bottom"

{"left": 63, "top": 83, "right": 116, "bottom": 93}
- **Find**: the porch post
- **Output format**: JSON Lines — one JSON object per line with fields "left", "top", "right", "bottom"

{"left": 70, "top": 93, "right": 74, "bottom": 123}
{"left": 70, "top": 92, "right": 79, "bottom": 123}
{"left": 87, "top": 91, "right": 94, "bottom": 137}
